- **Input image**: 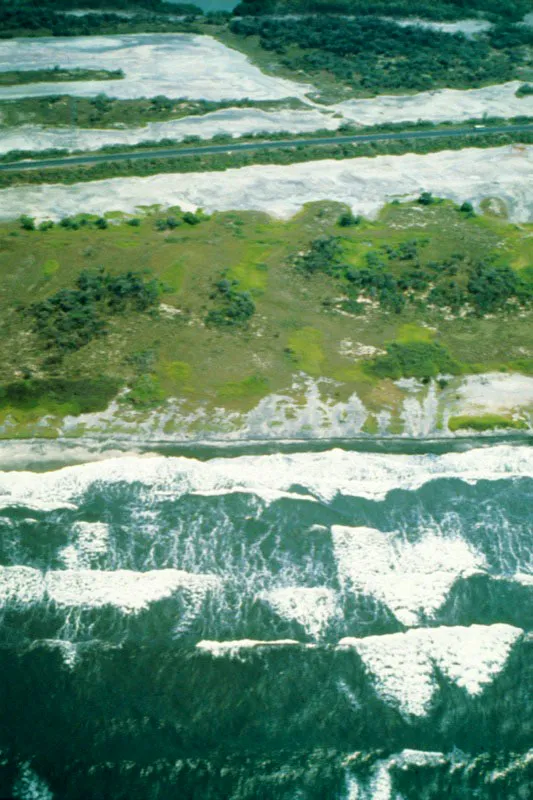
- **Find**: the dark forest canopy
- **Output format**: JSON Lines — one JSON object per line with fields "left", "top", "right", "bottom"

{"left": 229, "top": 14, "right": 526, "bottom": 93}
{"left": 0, "top": 0, "right": 204, "bottom": 37}
{"left": 4, "top": 0, "right": 203, "bottom": 11}
{"left": 233, "top": 0, "right": 532, "bottom": 22}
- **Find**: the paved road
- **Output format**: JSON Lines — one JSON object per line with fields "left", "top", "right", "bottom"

{"left": 1, "top": 123, "right": 531, "bottom": 172}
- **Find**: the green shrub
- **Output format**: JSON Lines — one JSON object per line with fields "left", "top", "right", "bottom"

{"left": 516, "top": 84, "right": 533, "bottom": 97}
{"left": 205, "top": 279, "right": 255, "bottom": 327}
{"left": 297, "top": 236, "right": 342, "bottom": 275}
{"left": 29, "top": 268, "right": 162, "bottom": 353}
{"left": 182, "top": 211, "right": 201, "bottom": 225}
{"left": 19, "top": 215, "right": 35, "bottom": 231}
{"left": 0, "top": 376, "right": 121, "bottom": 414}
{"left": 368, "top": 341, "right": 461, "bottom": 380}
{"left": 338, "top": 210, "right": 361, "bottom": 227}
{"left": 418, "top": 191, "right": 435, "bottom": 206}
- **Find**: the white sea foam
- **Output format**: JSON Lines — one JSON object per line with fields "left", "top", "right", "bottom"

{"left": 195, "top": 638, "right": 303, "bottom": 657}
{"left": 0, "top": 34, "right": 311, "bottom": 101}
{"left": 0, "top": 566, "right": 220, "bottom": 613}
{"left": 332, "top": 526, "right": 485, "bottom": 626}
{"left": 338, "top": 624, "right": 522, "bottom": 716}
{"left": 259, "top": 587, "right": 338, "bottom": 639}
{"left": 59, "top": 521, "right": 110, "bottom": 568}
{"left": 13, "top": 763, "right": 53, "bottom": 800}
{"left": 335, "top": 81, "right": 531, "bottom": 127}
{"left": 345, "top": 749, "right": 446, "bottom": 800}
{"left": 0, "top": 444, "right": 532, "bottom": 511}
{"left": 1, "top": 146, "right": 530, "bottom": 223}
{"left": 187, "top": 487, "right": 318, "bottom": 503}
{"left": 0, "top": 565, "right": 45, "bottom": 605}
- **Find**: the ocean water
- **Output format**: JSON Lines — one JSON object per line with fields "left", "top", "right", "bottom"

{"left": 0, "top": 441, "right": 532, "bottom": 799}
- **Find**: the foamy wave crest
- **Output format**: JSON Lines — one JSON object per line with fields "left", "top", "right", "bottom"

{"left": 13, "top": 762, "right": 53, "bottom": 800}
{"left": 0, "top": 444, "right": 531, "bottom": 511}
{"left": 258, "top": 587, "right": 339, "bottom": 639}
{"left": 332, "top": 526, "right": 485, "bottom": 626}
{"left": 59, "top": 522, "right": 110, "bottom": 569}
{"left": 0, "top": 566, "right": 220, "bottom": 613}
{"left": 345, "top": 749, "right": 446, "bottom": 800}
{"left": 196, "top": 639, "right": 306, "bottom": 658}
{"left": 339, "top": 623, "right": 522, "bottom": 717}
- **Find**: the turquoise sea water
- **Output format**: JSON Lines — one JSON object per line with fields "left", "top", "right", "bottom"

{"left": 0, "top": 440, "right": 532, "bottom": 798}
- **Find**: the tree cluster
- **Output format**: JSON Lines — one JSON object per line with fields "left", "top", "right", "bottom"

{"left": 233, "top": 0, "right": 530, "bottom": 23}
{"left": 368, "top": 341, "right": 461, "bottom": 380}
{"left": 0, "top": 1, "right": 202, "bottom": 37}
{"left": 205, "top": 279, "right": 255, "bottom": 328}
{"left": 297, "top": 229, "right": 533, "bottom": 317}
{"left": 230, "top": 15, "right": 519, "bottom": 93}
{"left": 28, "top": 268, "right": 162, "bottom": 354}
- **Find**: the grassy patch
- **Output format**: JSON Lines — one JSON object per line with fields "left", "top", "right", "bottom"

{"left": 287, "top": 328, "right": 325, "bottom": 375}
{"left": 42, "top": 258, "right": 59, "bottom": 278}
{"left": 448, "top": 414, "right": 528, "bottom": 432}
{"left": 396, "top": 323, "right": 435, "bottom": 344}
{"left": 218, "top": 373, "right": 269, "bottom": 400}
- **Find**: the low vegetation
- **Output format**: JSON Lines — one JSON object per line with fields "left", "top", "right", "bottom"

{"left": 0, "top": 199, "right": 531, "bottom": 431}
{"left": 28, "top": 266, "right": 163, "bottom": 355}
{"left": 295, "top": 212, "right": 533, "bottom": 318}
{"left": 0, "top": 95, "right": 302, "bottom": 132}
{"left": 516, "top": 84, "right": 533, "bottom": 98}
{"left": 0, "top": 67, "right": 124, "bottom": 87}
{"left": 233, "top": 0, "right": 530, "bottom": 23}
{"left": 0, "top": 1, "right": 204, "bottom": 38}
{"left": 228, "top": 14, "right": 532, "bottom": 97}
{"left": 448, "top": 414, "right": 528, "bottom": 432}
{"left": 205, "top": 278, "right": 256, "bottom": 328}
